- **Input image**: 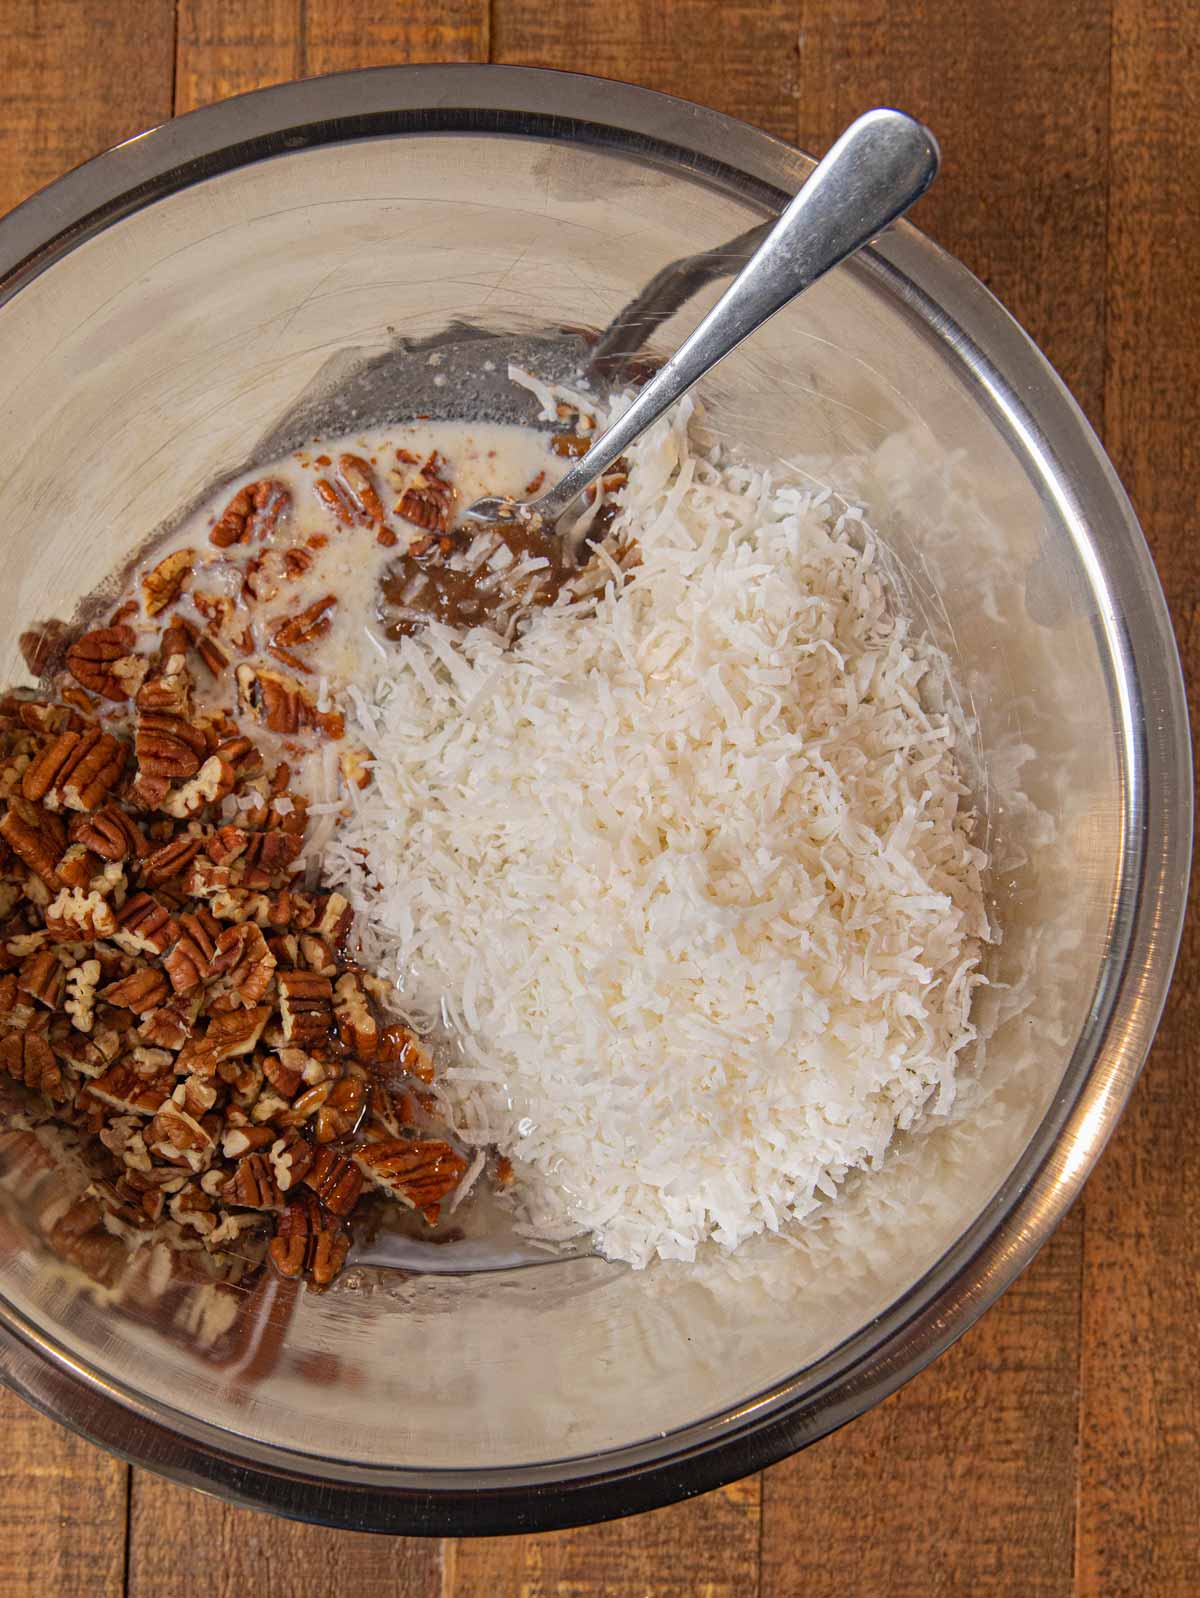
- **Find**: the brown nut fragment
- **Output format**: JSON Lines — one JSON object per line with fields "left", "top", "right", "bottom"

{"left": 141, "top": 835, "right": 202, "bottom": 889}
{"left": 70, "top": 803, "right": 148, "bottom": 862}
{"left": 65, "top": 626, "right": 141, "bottom": 702}
{"left": 261, "top": 1052, "right": 303, "bottom": 1098}
{"left": 551, "top": 432, "right": 591, "bottom": 458}
{"left": 100, "top": 967, "right": 169, "bottom": 1015}
{"left": 88, "top": 1062, "right": 173, "bottom": 1117}
{"left": 60, "top": 732, "right": 126, "bottom": 811}
{"left": 18, "top": 948, "right": 65, "bottom": 1009}
{"left": 22, "top": 731, "right": 82, "bottom": 803}
{"left": 210, "top": 921, "right": 276, "bottom": 1007}
{"left": 338, "top": 747, "right": 373, "bottom": 792}
{"left": 336, "top": 455, "right": 386, "bottom": 525}
{"left": 353, "top": 1138, "right": 468, "bottom": 1210}
{"left": 0, "top": 1031, "right": 69, "bottom": 1102}
{"left": 376, "top": 1022, "right": 435, "bottom": 1084}
{"left": 0, "top": 802, "right": 62, "bottom": 889}
{"left": 235, "top": 664, "right": 344, "bottom": 741}
{"left": 45, "top": 886, "right": 118, "bottom": 942}
{"left": 181, "top": 1005, "right": 271, "bottom": 1075}
{"left": 396, "top": 452, "right": 455, "bottom": 534}
{"left": 333, "top": 973, "right": 377, "bottom": 1061}
{"left": 277, "top": 970, "right": 333, "bottom": 1047}
{"left": 315, "top": 1073, "right": 367, "bottom": 1144}
{"left": 268, "top": 1195, "right": 348, "bottom": 1287}
{"left": 223, "top": 1153, "right": 283, "bottom": 1211}
{"left": 210, "top": 480, "right": 291, "bottom": 548}
{"left": 268, "top": 1128, "right": 314, "bottom": 1193}
{"left": 114, "top": 892, "right": 178, "bottom": 956}
{"left": 53, "top": 843, "right": 97, "bottom": 892}
{"left": 162, "top": 753, "right": 235, "bottom": 820}
{"left": 268, "top": 594, "right": 337, "bottom": 672}
{"left": 141, "top": 548, "right": 195, "bottom": 617}
{"left": 64, "top": 959, "right": 101, "bottom": 1032}
{"left": 303, "top": 1146, "right": 363, "bottom": 1216}
{"left": 18, "top": 620, "right": 69, "bottom": 678}
{"left": 136, "top": 712, "right": 206, "bottom": 782}
{"left": 222, "top": 1122, "right": 276, "bottom": 1158}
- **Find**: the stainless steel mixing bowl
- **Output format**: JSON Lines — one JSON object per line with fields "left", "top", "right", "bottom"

{"left": 0, "top": 65, "right": 1189, "bottom": 1534}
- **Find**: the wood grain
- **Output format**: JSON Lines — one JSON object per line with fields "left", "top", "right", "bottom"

{"left": 1076, "top": 0, "right": 1200, "bottom": 1592}
{"left": 758, "top": 3, "right": 1112, "bottom": 1593}
{"left": 0, "top": 6, "right": 175, "bottom": 1591}
{"left": 2, "top": 0, "right": 176, "bottom": 214}
{"left": 492, "top": 0, "right": 802, "bottom": 142}
{"left": 445, "top": 1475, "right": 761, "bottom": 1598}
{"left": 0, "top": 1388, "right": 128, "bottom": 1598}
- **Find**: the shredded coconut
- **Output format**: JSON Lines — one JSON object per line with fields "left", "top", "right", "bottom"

{"left": 323, "top": 400, "right": 990, "bottom": 1268}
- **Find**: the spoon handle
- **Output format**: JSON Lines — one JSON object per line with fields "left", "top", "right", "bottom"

{"left": 534, "top": 108, "right": 939, "bottom": 528}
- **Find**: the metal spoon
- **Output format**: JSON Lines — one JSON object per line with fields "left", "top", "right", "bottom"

{"left": 462, "top": 107, "right": 939, "bottom": 543}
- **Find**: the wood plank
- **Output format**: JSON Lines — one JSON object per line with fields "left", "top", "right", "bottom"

{"left": 792, "top": 0, "right": 1112, "bottom": 432}
{"left": 759, "top": 3, "right": 1112, "bottom": 1592}
{"left": 128, "top": 1471, "right": 442, "bottom": 1598}
{"left": 175, "top": 0, "right": 303, "bottom": 114}
{"left": 491, "top": 0, "right": 802, "bottom": 142}
{"left": 302, "top": 0, "right": 489, "bottom": 74}
{"left": 761, "top": 1218, "right": 1082, "bottom": 1597}
{"left": 1076, "top": 0, "right": 1200, "bottom": 1593}
{"left": 2, "top": 0, "right": 177, "bottom": 214}
{"left": 445, "top": 1475, "right": 761, "bottom": 1598}
{"left": 1, "top": 8, "right": 175, "bottom": 1594}
{"left": 0, "top": 1387, "right": 128, "bottom": 1598}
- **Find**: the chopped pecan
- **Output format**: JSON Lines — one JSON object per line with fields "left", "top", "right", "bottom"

{"left": 551, "top": 432, "right": 591, "bottom": 458}
{"left": 268, "top": 1194, "right": 348, "bottom": 1286}
{"left": 148, "top": 1102, "right": 215, "bottom": 1166}
{"left": 262, "top": 1051, "right": 303, "bottom": 1098}
{"left": 176, "top": 1073, "right": 219, "bottom": 1117}
{"left": 315, "top": 1073, "right": 366, "bottom": 1144}
{"left": 113, "top": 892, "right": 178, "bottom": 956}
{"left": 18, "top": 949, "right": 65, "bottom": 1009}
{"left": 210, "top": 480, "right": 291, "bottom": 548}
{"left": 222, "top": 1121, "right": 275, "bottom": 1158}
{"left": 376, "top": 1022, "right": 435, "bottom": 1084}
{"left": 22, "top": 731, "right": 83, "bottom": 803}
{"left": 353, "top": 1138, "right": 468, "bottom": 1210}
{"left": 71, "top": 804, "right": 148, "bottom": 862}
{"left": 396, "top": 452, "right": 455, "bottom": 534}
{"left": 223, "top": 1153, "right": 283, "bottom": 1211}
{"left": 268, "top": 1127, "right": 313, "bottom": 1193}
{"left": 65, "top": 626, "right": 141, "bottom": 702}
{"left": 162, "top": 753, "right": 235, "bottom": 820}
{"left": 209, "top": 921, "right": 275, "bottom": 1007}
{"left": 235, "top": 664, "right": 344, "bottom": 740}
{"left": 181, "top": 1005, "right": 271, "bottom": 1074}
{"left": 141, "top": 548, "right": 195, "bottom": 617}
{"left": 54, "top": 842, "right": 97, "bottom": 891}
{"left": 0, "top": 1031, "right": 69, "bottom": 1101}
{"left": 100, "top": 967, "right": 169, "bottom": 1014}
{"left": 136, "top": 712, "right": 206, "bottom": 782}
{"left": 313, "top": 478, "right": 354, "bottom": 527}
{"left": 195, "top": 633, "right": 229, "bottom": 677}
{"left": 45, "top": 886, "right": 117, "bottom": 942}
{"left": 0, "top": 802, "right": 62, "bottom": 889}
{"left": 59, "top": 731, "right": 125, "bottom": 811}
{"left": 88, "top": 1062, "right": 173, "bottom": 1116}
{"left": 268, "top": 594, "right": 336, "bottom": 672}
{"left": 283, "top": 547, "right": 313, "bottom": 579}
{"left": 338, "top": 746, "right": 373, "bottom": 792}
{"left": 277, "top": 970, "right": 333, "bottom": 1047}
{"left": 303, "top": 1146, "right": 363, "bottom": 1215}
{"left": 140, "top": 835, "right": 202, "bottom": 889}
{"left": 18, "top": 620, "right": 69, "bottom": 678}
{"left": 334, "top": 972, "right": 377, "bottom": 1060}
{"left": 64, "top": 958, "right": 101, "bottom": 1032}
{"left": 137, "top": 997, "right": 196, "bottom": 1050}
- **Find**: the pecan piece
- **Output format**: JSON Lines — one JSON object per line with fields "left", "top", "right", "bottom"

{"left": 140, "top": 835, "right": 202, "bottom": 888}
{"left": 162, "top": 753, "right": 235, "bottom": 819}
{"left": 262, "top": 1051, "right": 303, "bottom": 1098}
{"left": 235, "top": 664, "right": 344, "bottom": 740}
{"left": 0, "top": 802, "right": 62, "bottom": 888}
{"left": 210, "top": 480, "right": 291, "bottom": 548}
{"left": 396, "top": 452, "right": 455, "bottom": 534}
{"left": 65, "top": 626, "right": 141, "bottom": 702}
{"left": 18, "top": 620, "right": 69, "bottom": 678}
{"left": 141, "top": 548, "right": 195, "bottom": 617}
{"left": 353, "top": 1138, "right": 468, "bottom": 1210}
{"left": 181, "top": 1005, "right": 271, "bottom": 1074}
{"left": 59, "top": 731, "right": 125, "bottom": 811}
{"left": 53, "top": 842, "right": 97, "bottom": 891}
{"left": 315, "top": 1073, "right": 367, "bottom": 1143}
{"left": 18, "top": 949, "right": 65, "bottom": 1009}
{"left": 210, "top": 921, "right": 276, "bottom": 1007}
{"left": 45, "top": 887, "right": 117, "bottom": 942}
{"left": 100, "top": 967, "right": 169, "bottom": 1014}
{"left": 268, "top": 1128, "right": 313, "bottom": 1193}
{"left": 333, "top": 972, "right": 377, "bottom": 1061}
{"left": 64, "top": 959, "right": 101, "bottom": 1032}
{"left": 223, "top": 1153, "right": 283, "bottom": 1211}
{"left": 71, "top": 804, "right": 148, "bottom": 862}
{"left": 136, "top": 712, "right": 206, "bottom": 781}
{"left": 336, "top": 455, "right": 386, "bottom": 525}
{"left": 277, "top": 970, "right": 333, "bottom": 1047}
{"left": 88, "top": 1062, "right": 173, "bottom": 1117}
{"left": 268, "top": 594, "right": 337, "bottom": 672}
{"left": 22, "top": 730, "right": 82, "bottom": 803}
{"left": 303, "top": 1146, "right": 363, "bottom": 1216}
{"left": 268, "top": 1194, "right": 348, "bottom": 1287}
{"left": 113, "top": 892, "right": 179, "bottom": 956}
{"left": 339, "top": 746, "right": 373, "bottom": 792}
{"left": 0, "top": 1031, "right": 69, "bottom": 1101}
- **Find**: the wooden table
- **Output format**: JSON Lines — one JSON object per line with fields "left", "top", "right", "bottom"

{"left": 2, "top": 2, "right": 1196, "bottom": 1592}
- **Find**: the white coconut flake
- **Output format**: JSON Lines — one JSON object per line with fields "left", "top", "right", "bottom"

{"left": 321, "top": 400, "right": 990, "bottom": 1269}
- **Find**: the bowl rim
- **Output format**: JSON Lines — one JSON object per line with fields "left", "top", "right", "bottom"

{"left": 0, "top": 62, "right": 1191, "bottom": 1536}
